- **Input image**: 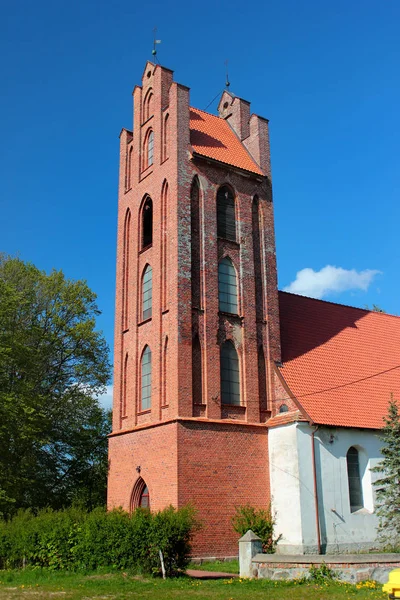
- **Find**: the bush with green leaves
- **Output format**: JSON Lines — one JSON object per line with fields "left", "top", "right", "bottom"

{"left": 0, "top": 504, "right": 200, "bottom": 576}
{"left": 232, "top": 504, "right": 280, "bottom": 553}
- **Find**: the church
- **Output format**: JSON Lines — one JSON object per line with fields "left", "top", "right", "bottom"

{"left": 107, "top": 61, "right": 400, "bottom": 557}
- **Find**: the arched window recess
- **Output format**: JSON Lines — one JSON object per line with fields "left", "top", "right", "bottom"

{"left": 141, "top": 264, "right": 152, "bottom": 321}
{"left": 220, "top": 340, "right": 240, "bottom": 406}
{"left": 140, "top": 345, "right": 152, "bottom": 411}
{"left": 218, "top": 257, "right": 238, "bottom": 315}
{"left": 217, "top": 185, "right": 236, "bottom": 242}
{"left": 142, "top": 129, "right": 154, "bottom": 171}
{"left": 347, "top": 446, "right": 364, "bottom": 513}
{"left": 141, "top": 196, "right": 153, "bottom": 249}
{"left": 130, "top": 477, "right": 150, "bottom": 510}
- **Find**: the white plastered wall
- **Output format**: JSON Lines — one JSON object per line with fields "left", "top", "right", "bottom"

{"left": 269, "top": 422, "right": 382, "bottom": 554}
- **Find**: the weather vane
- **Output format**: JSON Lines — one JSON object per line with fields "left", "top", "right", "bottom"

{"left": 152, "top": 27, "right": 161, "bottom": 62}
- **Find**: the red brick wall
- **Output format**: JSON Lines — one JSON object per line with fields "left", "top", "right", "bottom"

{"left": 177, "top": 420, "right": 269, "bottom": 557}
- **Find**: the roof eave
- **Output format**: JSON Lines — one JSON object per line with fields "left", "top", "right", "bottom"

{"left": 191, "top": 151, "right": 265, "bottom": 180}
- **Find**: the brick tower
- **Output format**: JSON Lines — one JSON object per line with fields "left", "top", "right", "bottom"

{"left": 108, "top": 62, "right": 281, "bottom": 556}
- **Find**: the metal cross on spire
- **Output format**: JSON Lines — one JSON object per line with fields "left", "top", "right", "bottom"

{"left": 152, "top": 27, "right": 161, "bottom": 62}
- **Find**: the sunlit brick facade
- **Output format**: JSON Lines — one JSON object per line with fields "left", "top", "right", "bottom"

{"left": 107, "top": 61, "right": 283, "bottom": 556}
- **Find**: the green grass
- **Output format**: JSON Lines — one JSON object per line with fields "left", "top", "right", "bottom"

{"left": 0, "top": 569, "right": 387, "bottom": 599}
{"left": 188, "top": 559, "right": 239, "bottom": 573}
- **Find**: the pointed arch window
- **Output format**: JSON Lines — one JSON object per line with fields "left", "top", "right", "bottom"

{"left": 142, "top": 130, "right": 154, "bottom": 171}
{"left": 142, "top": 265, "right": 152, "bottom": 321}
{"left": 147, "top": 130, "right": 154, "bottom": 166}
{"left": 141, "top": 346, "right": 152, "bottom": 411}
{"left": 217, "top": 186, "right": 236, "bottom": 241}
{"left": 347, "top": 446, "right": 364, "bottom": 512}
{"left": 131, "top": 477, "right": 150, "bottom": 510}
{"left": 220, "top": 341, "right": 240, "bottom": 405}
{"left": 218, "top": 257, "right": 238, "bottom": 314}
{"left": 142, "top": 197, "right": 153, "bottom": 249}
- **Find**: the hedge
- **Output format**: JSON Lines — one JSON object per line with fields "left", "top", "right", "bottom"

{"left": 0, "top": 505, "right": 200, "bottom": 576}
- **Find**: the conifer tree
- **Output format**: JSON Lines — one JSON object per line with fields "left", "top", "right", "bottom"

{"left": 373, "top": 395, "right": 400, "bottom": 548}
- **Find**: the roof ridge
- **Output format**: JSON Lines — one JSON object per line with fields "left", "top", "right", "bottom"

{"left": 279, "top": 290, "right": 399, "bottom": 319}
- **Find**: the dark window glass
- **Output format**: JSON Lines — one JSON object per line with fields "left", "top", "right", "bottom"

{"left": 279, "top": 404, "right": 289, "bottom": 413}
{"left": 139, "top": 485, "right": 150, "bottom": 508}
{"left": 141, "top": 346, "right": 151, "bottom": 410}
{"left": 217, "top": 186, "right": 236, "bottom": 241}
{"left": 218, "top": 257, "right": 238, "bottom": 314}
{"left": 347, "top": 447, "right": 364, "bottom": 512}
{"left": 220, "top": 341, "right": 240, "bottom": 405}
{"left": 142, "top": 265, "right": 152, "bottom": 320}
{"left": 142, "top": 198, "right": 153, "bottom": 248}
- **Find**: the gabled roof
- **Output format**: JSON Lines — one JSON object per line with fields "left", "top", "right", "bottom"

{"left": 278, "top": 291, "right": 400, "bottom": 429}
{"left": 189, "top": 107, "right": 264, "bottom": 176}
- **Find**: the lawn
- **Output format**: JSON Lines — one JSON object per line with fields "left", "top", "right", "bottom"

{"left": 0, "top": 569, "right": 388, "bottom": 599}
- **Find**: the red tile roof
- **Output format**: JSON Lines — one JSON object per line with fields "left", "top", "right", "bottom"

{"left": 189, "top": 107, "right": 264, "bottom": 176}
{"left": 278, "top": 292, "right": 400, "bottom": 429}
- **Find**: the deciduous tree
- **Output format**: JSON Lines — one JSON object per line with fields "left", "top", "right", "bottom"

{"left": 0, "top": 255, "right": 111, "bottom": 516}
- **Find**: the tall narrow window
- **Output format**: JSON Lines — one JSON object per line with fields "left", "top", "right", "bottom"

{"left": 220, "top": 341, "right": 240, "bottom": 405}
{"left": 142, "top": 265, "right": 152, "bottom": 320}
{"left": 141, "top": 346, "right": 151, "bottom": 411}
{"left": 142, "top": 129, "right": 154, "bottom": 171}
{"left": 163, "top": 113, "right": 169, "bottom": 160}
{"left": 192, "top": 335, "right": 203, "bottom": 406}
{"left": 217, "top": 186, "right": 236, "bottom": 241}
{"left": 218, "top": 257, "right": 238, "bottom": 314}
{"left": 258, "top": 345, "right": 268, "bottom": 411}
{"left": 122, "top": 209, "right": 131, "bottom": 330}
{"left": 147, "top": 130, "right": 154, "bottom": 166}
{"left": 347, "top": 447, "right": 364, "bottom": 512}
{"left": 191, "top": 177, "right": 201, "bottom": 309}
{"left": 142, "top": 197, "right": 153, "bottom": 248}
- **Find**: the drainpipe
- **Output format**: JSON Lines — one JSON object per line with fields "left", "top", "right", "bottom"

{"left": 311, "top": 425, "right": 322, "bottom": 554}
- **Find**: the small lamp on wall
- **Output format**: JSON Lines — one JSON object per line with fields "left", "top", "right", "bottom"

{"left": 136, "top": 466, "right": 141, "bottom": 474}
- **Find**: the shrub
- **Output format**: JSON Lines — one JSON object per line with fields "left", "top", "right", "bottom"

{"left": 232, "top": 504, "right": 280, "bottom": 553}
{"left": 0, "top": 504, "right": 200, "bottom": 576}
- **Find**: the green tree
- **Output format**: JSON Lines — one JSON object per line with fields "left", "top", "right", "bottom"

{"left": 372, "top": 395, "right": 400, "bottom": 548}
{"left": 0, "top": 255, "right": 111, "bottom": 516}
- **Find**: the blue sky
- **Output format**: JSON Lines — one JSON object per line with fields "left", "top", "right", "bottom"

{"left": 1, "top": 0, "right": 399, "bottom": 406}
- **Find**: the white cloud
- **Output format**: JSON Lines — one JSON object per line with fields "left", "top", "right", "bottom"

{"left": 284, "top": 265, "right": 381, "bottom": 300}
{"left": 98, "top": 385, "right": 113, "bottom": 410}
